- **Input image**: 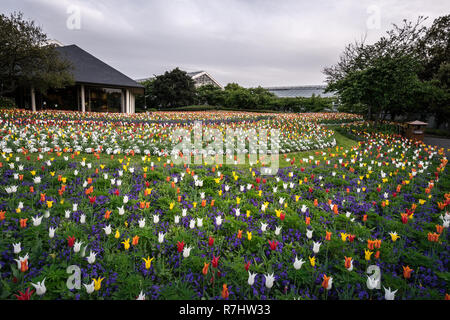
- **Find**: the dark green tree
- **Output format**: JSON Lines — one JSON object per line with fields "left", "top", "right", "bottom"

{"left": 152, "top": 68, "right": 196, "bottom": 108}
{"left": 0, "top": 12, "right": 73, "bottom": 97}
{"left": 324, "top": 15, "right": 450, "bottom": 126}
{"left": 196, "top": 84, "right": 225, "bottom": 106}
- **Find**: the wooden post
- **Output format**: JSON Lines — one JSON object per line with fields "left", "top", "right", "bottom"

{"left": 121, "top": 89, "right": 125, "bottom": 113}
{"left": 81, "top": 84, "right": 86, "bottom": 112}
{"left": 125, "top": 89, "right": 130, "bottom": 114}
{"left": 31, "top": 87, "right": 36, "bottom": 112}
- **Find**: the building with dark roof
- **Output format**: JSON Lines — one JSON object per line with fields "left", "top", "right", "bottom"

{"left": 14, "top": 44, "right": 144, "bottom": 113}
{"left": 136, "top": 70, "right": 222, "bottom": 89}
{"left": 264, "top": 85, "right": 335, "bottom": 98}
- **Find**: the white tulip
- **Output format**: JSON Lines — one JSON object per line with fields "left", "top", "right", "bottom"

{"left": 293, "top": 256, "right": 305, "bottom": 270}
{"left": 174, "top": 215, "right": 180, "bottom": 224}
{"left": 261, "top": 222, "right": 268, "bottom": 232}
{"left": 73, "top": 241, "right": 83, "bottom": 253}
{"left": 383, "top": 287, "right": 398, "bottom": 300}
{"left": 183, "top": 246, "right": 192, "bottom": 258}
{"left": 248, "top": 271, "right": 257, "bottom": 286}
{"left": 139, "top": 218, "right": 146, "bottom": 228}
{"left": 12, "top": 242, "right": 21, "bottom": 254}
{"left": 103, "top": 225, "right": 112, "bottom": 235}
{"left": 118, "top": 206, "right": 125, "bottom": 216}
{"left": 216, "top": 216, "right": 223, "bottom": 226}
{"left": 84, "top": 281, "right": 95, "bottom": 294}
{"left": 31, "top": 278, "right": 46, "bottom": 296}
{"left": 49, "top": 227, "right": 56, "bottom": 238}
{"left": 136, "top": 291, "right": 146, "bottom": 300}
{"left": 80, "top": 214, "right": 86, "bottom": 224}
{"left": 306, "top": 229, "right": 313, "bottom": 239}
{"left": 264, "top": 273, "right": 275, "bottom": 289}
{"left": 87, "top": 250, "right": 97, "bottom": 264}
{"left": 275, "top": 226, "right": 282, "bottom": 236}
{"left": 312, "top": 241, "right": 321, "bottom": 254}
{"left": 153, "top": 215, "right": 160, "bottom": 224}
{"left": 32, "top": 215, "right": 43, "bottom": 226}
{"left": 325, "top": 277, "right": 333, "bottom": 290}
{"left": 158, "top": 232, "right": 165, "bottom": 243}
{"left": 196, "top": 218, "right": 203, "bottom": 227}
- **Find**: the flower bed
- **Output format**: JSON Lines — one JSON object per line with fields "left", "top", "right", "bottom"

{"left": 0, "top": 110, "right": 448, "bottom": 300}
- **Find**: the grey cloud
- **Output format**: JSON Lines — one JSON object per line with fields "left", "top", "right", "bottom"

{"left": 1, "top": 0, "right": 448, "bottom": 87}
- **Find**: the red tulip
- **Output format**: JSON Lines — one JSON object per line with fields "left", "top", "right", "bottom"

{"left": 177, "top": 240, "right": 185, "bottom": 253}
{"left": 212, "top": 255, "right": 220, "bottom": 268}
{"left": 15, "top": 288, "right": 35, "bottom": 300}
{"left": 67, "top": 236, "right": 75, "bottom": 248}
{"left": 208, "top": 237, "right": 214, "bottom": 247}
{"left": 244, "top": 261, "right": 251, "bottom": 271}
{"left": 268, "top": 240, "right": 279, "bottom": 251}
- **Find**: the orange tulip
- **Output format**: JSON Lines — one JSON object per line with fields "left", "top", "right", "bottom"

{"left": 104, "top": 210, "right": 112, "bottom": 219}
{"left": 20, "top": 259, "right": 28, "bottom": 272}
{"left": 132, "top": 235, "right": 139, "bottom": 246}
{"left": 344, "top": 256, "right": 352, "bottom": 269}
{"left": 321, "top": 274, "right": 331, "bottom": 290}
{"left": 436, "top": 225, "right": 444, "bottom": 234}
{"left": 403, "top": 266, "right": 413, "bottom": 279}
{"left": 221, "top": 284, "right": 229, "bottom": 299}
{"left": 20, "top": 218, "right": 28, "bottom": 228}
{"left": 202, "top": 263, "right": 210, "bottom": 275}
{"left": 325, "top": 231, "right": 332, "bottom": 241}
{"left": 333, "top": 204, "right": 338, "bottom": 215}
{"left": 0, "top": 211, "right": 5, "bottom": 221}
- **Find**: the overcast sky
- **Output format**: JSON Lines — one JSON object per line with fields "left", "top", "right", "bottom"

{"left": 1, "top": 0, "right": 448, "bottom": 87}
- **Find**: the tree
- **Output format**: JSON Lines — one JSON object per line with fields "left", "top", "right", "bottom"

{"left": 135, "top": 78, "right": 157, "bottom": 111}
{"left": 152, "top": 68, "right": 196, "bottom": 108}
{"left": 196, "top": 84, "right": 225, "bottom": 106}
{"left": 0, "top": 12, "right": 73, "bottom": 97}
{"left": 324, "top": 15, "right": 450, "bottom": 126}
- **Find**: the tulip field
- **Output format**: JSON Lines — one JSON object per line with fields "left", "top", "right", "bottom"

{"left": 0, "top": 109, "right": 448, "bottom": 300}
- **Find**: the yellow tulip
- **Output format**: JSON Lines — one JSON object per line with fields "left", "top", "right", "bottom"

{"left": 364, "top": 249, "right": 373, "bottom": 261}
{"left": 93, "top": 277, "right": 104, "bottom": 291}
{"left": 389, "top": 232, "right": 400, "bottom": 242}
{"left": 247, "top": 231, "right": 252, "bottom": 241}
{"left": 115, "top": 230, "right": 120, "bottom": 238}
{"left": 142, "top": 256, "right": 154, "bottom": 269}
{"left": 122, "top": 238, "right": 130, "bottom": 250}
{"left": 309, "top": 256, "right": 316, "bottom": 267}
